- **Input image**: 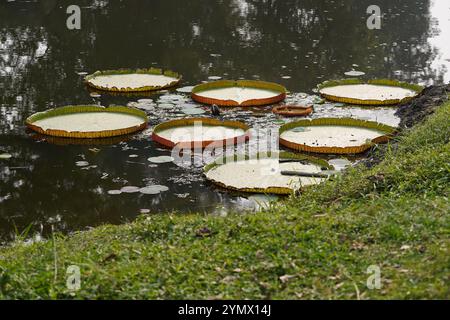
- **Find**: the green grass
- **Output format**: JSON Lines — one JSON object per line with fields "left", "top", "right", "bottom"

{"left": 1, "top": 102, "right": 449, "bottom": 300}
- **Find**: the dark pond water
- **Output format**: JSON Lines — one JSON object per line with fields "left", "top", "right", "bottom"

{"left": 1, "top": 0, "right": 449, "bottom": 242}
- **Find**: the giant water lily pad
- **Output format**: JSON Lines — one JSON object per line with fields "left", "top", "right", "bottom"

{"left": 279, "top": 118, "right": 395, "bottom": 154}
{"left": 26, "top": 105, "right": 148, "bottom": 139}
{"left": 192, "top": 80, "right": 286, "bottom": 107}
{"left": 152, "top": 118, "right": 250, "bottom": 149}
{"left": 204, "top": 152, "right": 333, "bottom": 195}
{"left": 318, "top": 79, "right": 423, "bottom": 105}
{"left": 85, "top": 68, "right": 181, "bottom": 92}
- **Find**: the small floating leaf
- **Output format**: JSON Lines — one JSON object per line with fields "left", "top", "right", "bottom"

{"left": 139, "top": 185, "right": 169, "bottom": 195}
{"left": 75, "top": 161, "right": 89, "bottom": 167}
{"left": 176, "top": 86, "right": 195, "bottom": 93}
{"left": 147, "top": 156, "right": 175, "bottom": 164}
{"left": 120, "top": 186, "right": 140, "bottom": 193}
{"left": 137, "top": 99, "right": 153, "bottom": 104}
{"left": 0, "top": 153, "right": 12, "bottom": 160}
{"left": 344, "top": 70, "right": 365, "bottom": 77}
{"left": 158, "top": 103, "right": 175, "bottom": 109}
{"left": 182, "top": 108, "right": 206, "bottom": 115}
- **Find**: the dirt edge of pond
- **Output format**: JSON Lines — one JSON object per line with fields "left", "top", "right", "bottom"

{"left": 363, "top": 83, "right": 449, "bottom": 168}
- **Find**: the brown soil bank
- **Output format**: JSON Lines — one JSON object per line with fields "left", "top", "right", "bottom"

{"left": 396, "top": 84, "right": 450, "bottom": 129}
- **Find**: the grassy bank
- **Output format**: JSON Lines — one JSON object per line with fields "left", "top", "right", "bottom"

{"left": 0, "top": 102, "right": 449, "bottom": 300}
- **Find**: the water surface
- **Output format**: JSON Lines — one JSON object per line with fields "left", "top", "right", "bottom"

{"left": 1, "top": 0, "right": 449, "bottom": 241}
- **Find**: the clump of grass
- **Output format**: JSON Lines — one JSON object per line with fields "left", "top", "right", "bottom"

{"left": 0, "top": 102, "right": 449, "bottom": 300}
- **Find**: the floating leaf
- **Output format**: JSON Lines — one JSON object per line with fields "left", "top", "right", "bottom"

{"left": 75, "top": 161, "right": 89, "bottom": 167}
{"left": 280, "top": 118, "right": 395, "bottom": 154}
{"left": 158, "top": 103, "right": 175, "bottom": 110}
{"left": 181, "top": 108, "right": 206, "bottom": 115}
{"left": 26, "top": 105, "right": 148, "bottom": 139}
{"left": 176, "top": 86, "right": 195, "bottom": 93}
{"left": 192, "top": 80, "right": 286, "bottom": 106}
{"left": 344, "top": 70, "right": 365, "bottom": 77}
{"left": 152, "top": 118, "right": 249, "bottom": 148}
{"left": 137, "top": 99, "right": 153, "bottom": 104}
{"left": 120, "top": 186, "right": 140, "bottom": 193}
{"left": 147, "top": 156, "right": 174, "bottom": 164}
{"left": 139, "top": 185, "right": 169, "bottom": 195}
{"left": 107, "top": 190, "right": 122, "bottom": 195}
{"left": 318, "top": 79, "right": 423, "bottom": 105}
{"left": 204, "top": 152, "right": 331, "bottom": 194}
{"left": 85, "top": 68, "right": 181, "bottom": 92}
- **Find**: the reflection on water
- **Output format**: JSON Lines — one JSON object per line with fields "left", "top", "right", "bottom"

{"left": 0, "top": 0, "right": 449, "bottom": 241}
